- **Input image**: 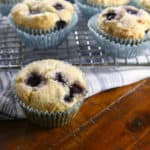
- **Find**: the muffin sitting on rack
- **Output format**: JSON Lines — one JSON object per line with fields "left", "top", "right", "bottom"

{"left": 11, "top": 0, "right": 74, "bottom": 30}
{"left": 75, "top": 0, "right": 130, "bottom": 19}
{"left": 15, "top": 59, "right": 87, "bottom": 127}
{"left": 97, "top": 5, "right": 150, "bottom": 39}
{"left": 9, "top": 0, "right": 78, "bottom": 49}
{"left": 88, "top": 5, "right": 150, "bottom": 58}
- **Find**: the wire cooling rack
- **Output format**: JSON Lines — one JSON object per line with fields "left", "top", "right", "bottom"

{"left": 0, "top": 11, "right": 150, "bottom": 69}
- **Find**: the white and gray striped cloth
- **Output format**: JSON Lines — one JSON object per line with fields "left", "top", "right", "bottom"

{"left": 0, "top": 66, "right": 150, "bottom": 120}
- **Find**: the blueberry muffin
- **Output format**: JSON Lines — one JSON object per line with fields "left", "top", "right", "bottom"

{"left": 75, "top": 0, "right": 130, "bottom": 20}
{"left": 11, "top": 0, "right": 74, "bottom": 30}
{"left": 140, "top": 0, "right": 150, "bottom": 12}
{"left": 15, "top": 59, "right": 87, "bottom": 127}
{"left": 9, "top": 0, "right": 78, "bottom": 49}
{"left": 15, "top": 59, "right": 87, "bottom": 112}
{"left": 87, "top": 0, "right": 129, "bottom": 6}
{"left": 88, "top": 5, "right": 150, "bottom": 58}
{"left": 97, "top": 6, "right": 150, "bottom": 39}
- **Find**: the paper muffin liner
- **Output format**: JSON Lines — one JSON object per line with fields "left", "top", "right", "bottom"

{"left": 0, "top": 3, "right": 14, "bottom": 16}
{"left": 75, "top": 0, "right": 102, "bottom": 19}
{"left": 8, "top": 12, "right": 78, "bottom": 49}
{"left": 0, "top": 0, "right": 21, "bottom": 16}
{"left": 88, "top": 14, "right": 150, "bottom": 58}
{"left": 0, "top": 0, "right": 21, "bottom": 3}
{"left": 13, "top": 89, "right": 84, "bottom": 128}
{"left": 67, "top": 0, "right": 75, "bottom": 3}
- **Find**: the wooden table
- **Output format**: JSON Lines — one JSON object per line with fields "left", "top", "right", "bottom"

{"left": 0, "top": 79, "right": 150, "bottom": 150}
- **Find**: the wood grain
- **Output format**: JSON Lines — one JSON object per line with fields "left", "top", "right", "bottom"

{"left": 0, "top": 79, "right": 149, "bottom": 150}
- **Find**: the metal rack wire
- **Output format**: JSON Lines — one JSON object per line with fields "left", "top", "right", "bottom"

{"left": 0, "top": 11, "right": 150, "bottom": 69}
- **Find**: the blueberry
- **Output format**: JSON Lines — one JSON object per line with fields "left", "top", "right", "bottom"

{"left": 105, "top": 12, "right": 116, "bottom": 20}
{"left": 106, "top": 12, "right": 116, "bottom": 20}
{"left": 64, "top": 94, "right": 73, "bottom": 102}
{"left": 55, "top": 72, "right": 66, "bottom": 84}
{"left": 64, "top": 83, "right": 85, "bottom": 103}
{"left": 53, "top": 3, "right": 64, "bottom": 10}
{"left": 70, "top": 83, "right": 84, "bottom": 94}
{"left": 126, "top": 8, "right": 138, "bottom": 15}
{"left": 55, "top": 20, "right": 67, "bottom": 30}
{"left": 145, "top": 29, "right": 150, "bottom": 34}
{"left": 26, "top": 72, "right": 44, "bottom": 87}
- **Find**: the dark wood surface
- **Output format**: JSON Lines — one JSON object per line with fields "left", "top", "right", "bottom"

{"left": 0, "top": 79, "right": 150, "bottom": 150}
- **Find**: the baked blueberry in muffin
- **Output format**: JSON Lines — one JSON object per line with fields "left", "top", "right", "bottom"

{"left": 97, "top": 6, "right": 150, "bottom": 39}
{"left": 15, "top": 59, "right": 87, "bottom": 112}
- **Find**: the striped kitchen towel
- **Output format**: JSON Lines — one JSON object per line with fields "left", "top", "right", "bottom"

{"left": 0, "top": 66, "right": 150, "bottom": 120}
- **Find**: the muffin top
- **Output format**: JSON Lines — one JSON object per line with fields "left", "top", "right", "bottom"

{"left": 97, "top": 6, "right": 150, "bottom": 39}
{"left": 86, "top": 0, "right": 129, "bottom": 6}
{"left": 11, "top": 0, "right": 74, "bottom": 30}
{"left": 15, "top": 59, "right": 87, "bottom": 112}
{"left": 140, "top": 0, "right": 150, "bottom": 11}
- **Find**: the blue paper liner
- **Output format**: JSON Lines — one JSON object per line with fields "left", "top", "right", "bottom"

{"left": 0, "top": 3, "right": 13, "bottom": 16}
{"left": 66, "top": 0, "right": 75, "bottom": 3}
{"left": 75, "top": 0, "right": 101, "bottom": 19}
{"left": 14, "top": 93, "right": 83, "bottom": 128}
{"left": 8, "top": 12, "right": 78, "bottom": 49}
{"left": 88, "top": 14, "right": 150, "bottom": 58}
{"left": 12, "top": 80, "right": 84, "bottom": 128}
{"left": 0, "top": 0, "right": 21, "bottom": 16}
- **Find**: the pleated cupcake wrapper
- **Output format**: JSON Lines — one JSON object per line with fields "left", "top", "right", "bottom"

{"left": 88, "top": 14, "right": 150, "bottom": 58}
{"left": 75, "top": 0, "right": 100, "bottom": 19}
{"left": 8, "top": 13, "right": 78, "bottom": 49}
{"left": 0, "top": 0, "right": 21, "bottom": 16}
{"left": 0, "top": 3, "right": 14, "bottom": 16}
{"left": 13, "top": 91, "right": 83, "bottom": 128}
{"left": 0, "top": 0, "right": 21, "bottom": 4}
{"left": 67, "top": 0, "right": 75, "bottom": 3}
